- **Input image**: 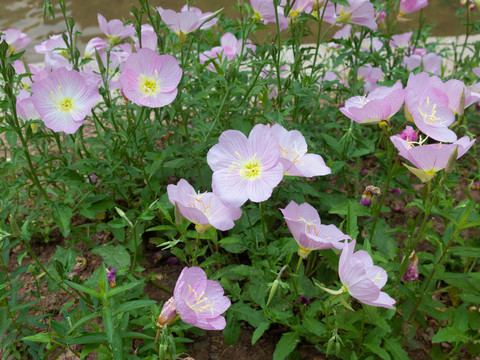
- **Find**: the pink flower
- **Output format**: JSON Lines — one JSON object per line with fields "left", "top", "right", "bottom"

{"left": 260, "top": 65, "right": 288, "bottom": 98}
{"left": 119, "top": 48, "right": 182, "bottom": 108}
{"left": 180, "top": 5, "right": 219, "bottom": 29}
{"left": 280, "top": 201, "right": 350, "bottom": 258}
{"left": 396, "top": 126, "right": 418, "bottom": 142}
{"left": 391, "top": 135, "right": 475, "bottom": 181}
{"left": 339, "top": 240, "right": 396, "bottom": 309}
{"left": 31, "top": 67, "right": 99, "bottom": 134}
{"left": 312, "top": 0, "right": 337, "bottom": 24}
{"left": 375, "top": 10, "right": 386, "bottom": 25}
{"left": 84, "top": 37, "right": 106, "bottom": 58}
{"left": 98, "top": 13, "right": 135, "bottom": 44}
{"left": 34, "top": 34, "right": 67, "bottom": 55}
{"left": 357, "top": 65, "right": 383, "bottom": 92}
{"left": 158, "top": 6, "right": 217, "bottom": 41}
{"left": 340, "top": 82, "right": 405, "bottom": 124}
{"left": 399, "top": 0, "right": 428, "bottom": 16}
{"left": 207, "top": 124, "right": 283, "bottom": 207}
{"left": 271, "top": 124, "right": 331, "bottom": 177}
{"left": 251, "top": 0, "right": 289, "bottom": 30}
{"left": 390, "top": 32, "right": 413, "bottom": 48}
{"left": 16, "top": 90, "right": 39, "bottom": 121}
{"left": 199, "top": 33, "right": 256, "bottom": 73}
{"left": 1, "top": 28, "right": 31, "bottom": 53}
{"left": 131, "top": 24, "right": 158, "bottom": 52}
{"left": 359, "top": 36, "right": 383, "bottom": 53}
{"left": 174, "top": 267, "right": 231, "bottom": 330}
{"left": 405, "top": 72, "right": 456, "bottom": 142}
{"left": 403, "top": 52, "right": 442, "bottom": 76}
{"left": 286, "top": 0, "right": 314, "bottom": 21}
{"left": 167, "top": 179, "right": 242, "bottom": 232}
{"left": 336, "top": 0, "right": 378, "bottom": 31}
{"left": 443, "top": 78, "right": 480, "bottom": 114}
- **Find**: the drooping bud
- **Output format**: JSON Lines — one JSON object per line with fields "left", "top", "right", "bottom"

{"left": 267, "top": 265, "right": 287, "bottom": 306}
{"left": 402, "top": 251, "right": 419, "bottom": 282}
{"left": 359, "top": 185, "right": 381, "bottom": 207}
{"left": 157, "top": 297, "right": 178, "bottom": 327}
{"left": 107, "top": 268, "right": 116, "bottom": 288}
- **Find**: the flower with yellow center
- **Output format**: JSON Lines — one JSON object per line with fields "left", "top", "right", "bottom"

{"left": 31, "top": 67, "right": 99, "bottom": 134}
{"left": 174, "top": 267, "right": 231, "bottom": 330}
{"left": 138, "top": 72, "right": 161, "bottom": 97}
{"left": 207, "top": 124, "right": 284, "bottom": 207}
{"left": 120, "top": 48, "right": 182, "bottom": 108}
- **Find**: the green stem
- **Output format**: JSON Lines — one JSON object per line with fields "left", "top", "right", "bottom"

{"left": 259, "top": 202, "right": 272, "bottom": 267}
{"left": 368, "top": 137, "right": 396, "bottom": 244}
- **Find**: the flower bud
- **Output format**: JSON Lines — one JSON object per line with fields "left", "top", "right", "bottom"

{"left": 445, "top": 145, "right": 459, "bottom": 174}
{"left": 402, "top": 251, "right": 419, "bottom": 282}
{"left": 157, "top": 297, "right": 178, "bottom": 327}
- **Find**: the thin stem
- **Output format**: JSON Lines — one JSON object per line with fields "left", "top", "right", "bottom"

{"left": 368, "top": 137, "right": 396, "bottom": 244}
{"left": 259, "top": 202, "right": 273, "bottom": 267}
{"left": 193, "top": 231, "right": 200, "bottom": 266}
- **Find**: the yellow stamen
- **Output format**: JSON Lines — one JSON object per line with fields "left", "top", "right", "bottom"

{"left": 186, "top": 285, "right": 213, "bottom": 314}
{"left": 138, "top": 71, "right": 161, "bottom": 96}
{"left": 50, "top": 85, "right": 75, "bottom": 114}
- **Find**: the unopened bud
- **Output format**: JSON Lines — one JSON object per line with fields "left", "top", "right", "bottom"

{"left": 404, "top": 106, "right": 414, "bottom": 122}
{"left": 457, "top": 88, "right": 465, "bottom": 117}
{"left": 445, "top": 146, "right": 459, "bottom": 174}
{"left": 157, "top": 297, "right": 178, "bottom": 327}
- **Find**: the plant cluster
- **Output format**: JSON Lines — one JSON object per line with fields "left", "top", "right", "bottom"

{"left": 0, "top": 0, "right": 479, "bottom": 359}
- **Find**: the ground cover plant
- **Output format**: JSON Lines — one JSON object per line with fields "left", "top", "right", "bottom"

{"left": 1, "top": 0, "right": 480, "bottom": 359}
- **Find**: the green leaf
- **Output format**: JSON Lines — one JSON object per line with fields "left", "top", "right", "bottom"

{"left": 64, "top": 280, "right": 102, "bottom": 299}
{"left": 22, "top": 333, "right": 51, "bottom": 343}
{"left": 449, "top": 246, "right": 480, "bottom": 258}
{"left": 302, "top": 317, "right": 326, "bottom": 337}
{"left": 230, "top": 302, "right": 266, "bottom": 328}
{"left": 107, "top": 280, "right": 143, "bottom": 298}
{"left": 371, "top": 219, "right": 396, "bottom": 260}
{"left": 273, "top": 332, "right": 300, "bottom": 360}
{"left": 329, "top": 201, "right": 370, "bottom": 217}
{"left": 219, "top": 237, "right": 249, "bottom": 254}
{"left": 432, "top": 327, "right": 471, "bottom": 343}
{"left": 102, "top": 307, "right": 114, "bottom": 344}
{"left": 384, "top": 338, "right": 409, "bottom": 360}
{"left": 114, "top": 300, "right": 156, "bottom": 315}
{"left": 223, "top": 313, "right": 241, "bottom": 346}
{"left": 363, "top": 343, "right": 391, "bottom": 360}
{"left": 252, "top": 322, "right": 270, "bottom": 345}
{"left": 347, "top": 200, "right": 359, "bottom": 239}
{"left": 51, "top": 203, "right": 73, "bottom": 238}
{"left": 67, "top": 333, "right": 108, "bottom": 345}
{"left": 92, "top": 245, "right": 131, "bottom": 270}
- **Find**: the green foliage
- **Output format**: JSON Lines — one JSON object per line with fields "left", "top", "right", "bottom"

{"left": 0, "top": 0, "right": 479, "bottom": 358}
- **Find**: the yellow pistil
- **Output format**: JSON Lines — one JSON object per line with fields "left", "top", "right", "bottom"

{"left": 186, "top": 285, "right": 213, "bottom": 314}
{"left": 253, "top": 10, "right": 262, "bottom": 22}
{"left": 297, "top": 247, "right": 312, "bottom": 259}
{"left": 336, "top": 8, "right": 352, "bottom": 24}
{"left": 50, "top": 85, "right": 75, "bottom": 114}
{"left": 138, "top": 71, "right": 161, "bottom": 96}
